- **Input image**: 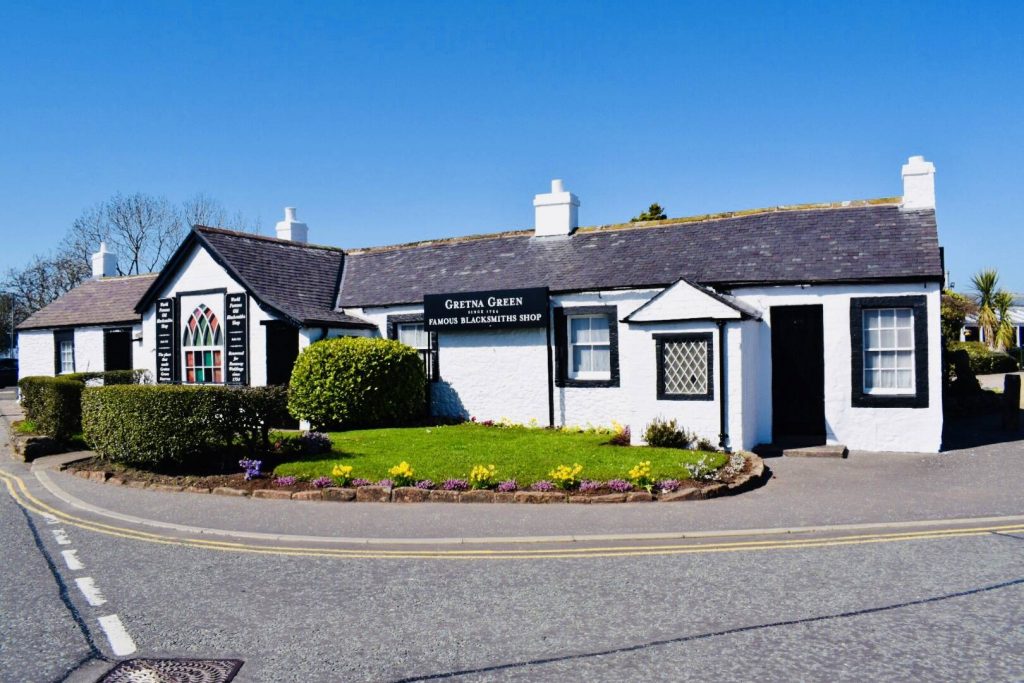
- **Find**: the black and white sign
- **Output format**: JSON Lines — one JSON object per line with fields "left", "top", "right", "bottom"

{"left": 424, "top": 287, "right": 549, "bottom": 331}
{"left": 225, "top": 292, "right": 248, "bottom": 386}
{"left": 155, "top": 298, "right": 175, "bottom": 384}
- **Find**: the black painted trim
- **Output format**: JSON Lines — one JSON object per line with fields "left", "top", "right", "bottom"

{"left": 387, "top": 313, "right": 439, "bottom": 382}
{"left": 53, "top": 330, "right": 74, "bottom": 375}
{"left": 653, "top": 332, "right": 714, "bottom": 401}
{"left": 849, "top": 295, "right": 929, "bottom": 408}
{"left": 553, "top": 305, "right": 620, "bottom": 388}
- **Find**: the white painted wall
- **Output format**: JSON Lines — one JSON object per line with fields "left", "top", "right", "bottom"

{"left": 17, "top": 330, "right": 53, "bottom": 379}
{"left": 733, "top": 282, "right": 943, "bottom": 453}
{"left": 73, "top": 327, "right": 105, "bottom": 374}
{"left": 357, "top": 281, "right": 943, "bottom": 453}
{"left": 140, "top": 244, "right": 277, "bottom": 386}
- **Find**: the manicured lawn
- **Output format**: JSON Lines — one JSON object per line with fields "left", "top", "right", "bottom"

{"left": 273, "top": 423, "right": 727, "bottom": 484}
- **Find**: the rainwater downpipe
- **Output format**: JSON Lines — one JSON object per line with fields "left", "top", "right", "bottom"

{"left": 717, "top": 320, "right": 732, "bottom": 454}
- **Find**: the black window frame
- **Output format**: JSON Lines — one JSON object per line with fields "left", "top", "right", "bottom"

{"left": 53, "top": 329, "right": 75, "bottom": 375}
{"left": 553, "top": 305, "right": 620, "bottom": 388}
{"left": 654, "top": 332, "right": 714, "bottom": 401}
{"left": 387, "top": 313, "right": 439, "bottom": 382}
{"left": 850, "top": 295, "right": 929, "bottom": 408}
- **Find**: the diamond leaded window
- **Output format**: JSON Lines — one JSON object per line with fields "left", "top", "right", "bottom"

{"left": 656, "top": 333, "right": 713, "bottom": 401}
{"left": 182, "top": 304, "right": 223, "bottom": 384}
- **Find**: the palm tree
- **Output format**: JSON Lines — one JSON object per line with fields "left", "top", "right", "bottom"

{"left": 971, "top": 269, "right": 1001, "bottom": 348}
{"left": 993, "top": 290, "right": 1016, "bottom": 351}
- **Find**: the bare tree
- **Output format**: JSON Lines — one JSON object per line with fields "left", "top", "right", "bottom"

{"left": 182, "top": 193, "right": 228, "bottom": 229}
{"left": 2, "top": 253, "right": 90, "bottom": 320}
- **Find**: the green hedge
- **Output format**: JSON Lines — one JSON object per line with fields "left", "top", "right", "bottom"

{"left": 82, "top": 384, "right": 288, "bottom": 469}
{"left": 288, "top": 337, "right": 426, "bottom": 429}
{"left": 66, "top": 369, "right": 150, "bottom": 386}
{"left": 17, "top": 376, "right": 84, "bottom": 441}
{"left": 947, "top": 341, "right": 1019, "bottom": 375}
{"left": 18, "top": 370, "right": 148, "bottom": 442}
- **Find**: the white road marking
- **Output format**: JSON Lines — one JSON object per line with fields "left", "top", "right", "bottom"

{"left": 74, "top": 577, "right": 107, "bottom": 606}
{"left": 41, "top": 513, "right": 59, "bottom": 525}
{"left": 52, "top": 528, "right": 71, "bottom": 545}
{"left": 97, "top": 614, "right": 137, "bottom": 656}
{"left": 61, "top": 549, "right": 84, "bottom": 570}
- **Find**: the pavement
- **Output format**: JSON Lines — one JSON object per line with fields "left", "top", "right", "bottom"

{"left": 3, "top": 386, "right": 1024, "bottom": 681}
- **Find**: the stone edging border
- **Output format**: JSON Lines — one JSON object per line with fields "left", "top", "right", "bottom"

{"left": 61, "top": 454, "right": 768, "bottom": 504}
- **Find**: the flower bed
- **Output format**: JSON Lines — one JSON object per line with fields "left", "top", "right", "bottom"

{"left": 62, "top": 451, "right": 766, "bottom": 503}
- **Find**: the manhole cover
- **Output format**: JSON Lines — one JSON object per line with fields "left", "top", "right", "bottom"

{"left": 97, "top": 658, "right": 243, "bottom": 683}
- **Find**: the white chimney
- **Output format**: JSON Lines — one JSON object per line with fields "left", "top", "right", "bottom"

{"left": 900, "top": 155, "right": 936, "bottom": 210}
{"left": 533, "top": 179, "right": 580, "bottom": 237}
{"left": 275, "top": 207, "right": 309, "bottom": 242}
{"left": 91, "top": 242, "right": 117, "bottom": 279}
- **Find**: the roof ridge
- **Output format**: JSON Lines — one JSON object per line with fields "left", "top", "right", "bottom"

{"left": 194, "top": 225, "right": 345, "bottom": 253}
{"left": 346, "top": 197, "right": 903, "bottom": 255}
{"left": 95, "top": 273, "right": 159, "bottom": 281}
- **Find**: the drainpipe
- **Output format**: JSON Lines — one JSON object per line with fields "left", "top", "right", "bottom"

{"left": 717, "top": 320, "right": 732, "bottom": 454}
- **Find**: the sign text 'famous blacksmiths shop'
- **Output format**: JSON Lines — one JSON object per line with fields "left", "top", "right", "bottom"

{"left": 224, "top": 292, "right": 248, "bottom": 385}
{"left": 424, "top": 287, "right": 549, "bottom": 331}
{"left": 155, "top": 298, "right": 175, "bottom": 384}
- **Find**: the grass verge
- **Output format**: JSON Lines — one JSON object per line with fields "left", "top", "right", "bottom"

{"left": 273, "top": 423, "right": 726, "bottom": 484}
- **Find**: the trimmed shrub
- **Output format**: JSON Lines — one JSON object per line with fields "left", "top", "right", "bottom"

{"left": 82, "top": 384, "right": 289, "bottom": 469}
{"left": 947, "top": 341, "right": 1019, "bottom": 375}
{"left": 288, "top": 337, "right": 427, "bottom": 429}
{"left": 66, "top": 369, "right": 150, "bottom": 386}
{"left": 17, "top": 376, "right": 84, "bottom": 441}
{"left": 643, "top": 417, "right": 694, "bottom": 449}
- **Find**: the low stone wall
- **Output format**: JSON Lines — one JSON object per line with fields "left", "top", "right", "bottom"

{"left": 63, "top": 454, "right": 768, "bottom": 504}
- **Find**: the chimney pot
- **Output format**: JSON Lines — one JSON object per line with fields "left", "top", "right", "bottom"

{"left": 275, "top": 206, "right": 309, "bottom": 243}
{"left": 900, "top": 155, "right": 936, "bottom": 211}
{"left": 91, "top": 242, "right": 117, "bottom": 279}
{"left": 533, "top": 179, "right": 580, "bottom": 237}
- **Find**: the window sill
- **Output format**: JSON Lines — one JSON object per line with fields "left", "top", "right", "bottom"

{"left": 559, "top": 377, "right": 618, "bottom": 388}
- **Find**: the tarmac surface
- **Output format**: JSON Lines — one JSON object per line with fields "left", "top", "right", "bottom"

{"left": 2, "top": 386, "right": 1024, "bottom": 682}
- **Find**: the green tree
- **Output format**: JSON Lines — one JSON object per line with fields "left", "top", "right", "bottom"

{"left": 970, "top": 268, "right": 1001, "bottom": 349}
{"left": 630, "top": 203, "right": 667, "bottom": 222}
{"left": 993, "top": 290, "right": 1016, "bottom": 350}
{"left": 940, "top": 290, "right": 977, "bottom": 345}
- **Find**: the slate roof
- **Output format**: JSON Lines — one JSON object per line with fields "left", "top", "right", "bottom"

{"left": 336, "top": 202, "right": 942, "bottom": 307}
{"left": 17, "top": 274, "right": 158, "bottom": 331}
{"left": 193, "top": 228, "right": 373, "bottom": 327}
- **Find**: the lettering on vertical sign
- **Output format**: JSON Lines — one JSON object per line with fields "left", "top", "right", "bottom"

{"left": 225, "top": 293, "right": 248, "bottom": 386}
{"left": 155, "top": 298, "right": 174, "bottom": 384}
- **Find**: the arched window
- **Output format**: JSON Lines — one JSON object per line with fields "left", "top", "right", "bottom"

{"left": 182, "top": 304, "right": 223, "bottom": 383}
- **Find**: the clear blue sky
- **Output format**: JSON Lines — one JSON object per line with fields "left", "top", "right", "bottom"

{"left": 1, "top": 1, "right": 1021, "bottom": 292}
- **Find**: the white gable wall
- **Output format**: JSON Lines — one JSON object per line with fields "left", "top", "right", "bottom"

{"left": 733, "top": 281, "right": 943, "bottom": 452}
{"left": 140, "top": 244, "right": 277, "bottom": 386}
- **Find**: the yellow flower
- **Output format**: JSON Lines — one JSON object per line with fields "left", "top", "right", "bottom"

{"left": 332, "top": 464, "right": 353, "bottom": 477}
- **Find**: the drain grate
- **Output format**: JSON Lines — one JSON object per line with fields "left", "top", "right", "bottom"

{"left": 97, "top": 658, "right": 243, "bottom": 683}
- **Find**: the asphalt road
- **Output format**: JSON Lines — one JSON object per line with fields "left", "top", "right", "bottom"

{"left": 2, "top": 383, "right": 1023, "bottom": 682}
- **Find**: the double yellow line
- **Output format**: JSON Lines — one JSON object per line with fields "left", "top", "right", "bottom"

{"left": 3, "top": 469, "right": 1022, "bottom": 561}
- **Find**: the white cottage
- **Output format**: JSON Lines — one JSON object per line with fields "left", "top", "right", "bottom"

{"left": 18, "top": 157, "right": 945, "bottom": 453}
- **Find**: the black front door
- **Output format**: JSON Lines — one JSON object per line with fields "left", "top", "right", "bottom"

{"left": 771, "top": 305, "right": 825, "bottom": 443}
{"left": 103, "top": 328, "right": 133, "bottom": 372}
{"left": 266, "top": 323, "right": 299, "bottom": 386}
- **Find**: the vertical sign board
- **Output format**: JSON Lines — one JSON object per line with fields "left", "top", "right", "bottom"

{"left": 225, "top": 293, "right": 248, "bottom": 386}
{"left": 155, "top": 298, "right": 175, "bottom": 384}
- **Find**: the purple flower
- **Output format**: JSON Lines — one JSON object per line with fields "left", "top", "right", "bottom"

{"left": 607, "top": 479, "right": 633, "bottom": 492}
{"left": 239, "top": 458, "right": 262, "bottom": 481}
{"left": 311, "top": 476, "right": 333, "bottom": 489}
{"left": 496, "top": 479, "right": 518, "bottom": 493}
{"left": 377, "top": 479, "right": 394, "bottom": 489}
{"left": 442, "top": 478, "right": 469, "bottom": 491}
{"left": 657, "top": 479, "right": 682, "bottom": 493}
{"left": 578, "top": 479, "right": 602, "bottom": 493}
{"left": 415, "top": 479, "right": 435, "bottom": 490}
{"left": 273, "top": 476, "right": 297, "bottom": 487}
{"left": 480, "top": 419, "right": 494, "bottom": 427}
{"left": 530, "top": 480, "right": 555, "bottom": 492}
{"left": 351, "top": 478, "right": 372, "bottom": 487}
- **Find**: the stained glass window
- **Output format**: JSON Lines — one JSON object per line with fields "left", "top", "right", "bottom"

{"left": 182, "top": 304, "right": 223, "bottom": 384}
